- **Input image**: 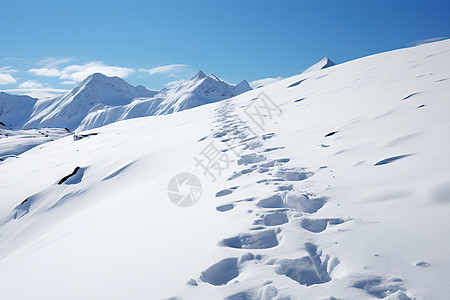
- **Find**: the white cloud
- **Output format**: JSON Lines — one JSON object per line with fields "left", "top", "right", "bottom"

{"left": 249, "top": 76, "right": 283, "bottom": 89}
{"left": 0, "top": 73, "right": 17, "bottom": 85}
{"left": 29, "top": 67, "right": 61, "bottom": 77}
{"left": 140, "top": 64, "right": 188, "bottom": 77}
{"left": 164, "top": 79, "right": 186, "bottom": 88}
{"left": 0, "top": 67, "right": 18, "bottom": 85}
{"left": 410, "top": 37, "right": 448, "bottom": 46}
{"left": 18, "top": 80, "right": 44, "bottom": 89}
{"left": 37, "top": 57, "right": 72, "bottom": 68}
{"left": 61, "top": 81, "right": 77, "bottom": 86}
{"left": 1, "top": 57, "right": 20, "bottom": 62}
{"left": 29, "top": 61, "right": 135, "bottom": 83}
{"left": 2, "top": 88, "right": 67, "bottom": 99}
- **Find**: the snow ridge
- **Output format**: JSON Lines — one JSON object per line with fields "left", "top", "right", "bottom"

{"left": 77, "top": 71, "right": 252, "bottom": 131}
{"left": 303, "top": 57, "right": 336, "bottom": 73}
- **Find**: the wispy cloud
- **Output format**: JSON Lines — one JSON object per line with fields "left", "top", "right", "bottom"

{"left": 140, "top": 64, "right": 188, "bottom": 77}
{"left": 61, "top": 81, "right": 77, "bottom": 86}
{"left": 2, "top": 88, "right": 67, "bottom": 99}
{"left": 18, "top": 80, "right": 44, "bottom": 89}
{"left": 29, "top": 61, "right": 135, "bottom": 82}
{"left": 1, "top": 57, "right": 20, "bottom": 62}
{"left": 249, "top": 76, "right": 283, "bottom": 89}
{"left": 410, "top": 37, "right": 448, "bottom": 46}
{"left": 164, "top": 79, "right": 186, "bottom": 88}
{"left": 0, "top": 67, "right": 18, "bottom": 85}
{"left": 37, "top": 57, "right": 73, "bottom": 68}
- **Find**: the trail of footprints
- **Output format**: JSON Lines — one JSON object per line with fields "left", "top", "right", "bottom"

{"left": 187, "top": 101, "right": 411, "bottom": 299}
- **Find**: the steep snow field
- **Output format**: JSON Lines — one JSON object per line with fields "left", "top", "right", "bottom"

{"left": 0, "top": 40, "right": 449, "bottom": 300}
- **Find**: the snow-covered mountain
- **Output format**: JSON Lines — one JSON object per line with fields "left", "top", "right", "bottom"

{"left": 1, "top": 71, "right": 252, "bottom": 131}
{"left": 1, "top": 40, "right": 450, "bottom": 300}
{"left": 0, "top": 92, "right": 37, "bottom": 129}
{"left": 77, "top": 71, "right": 252, "bottom": 131}
{"left": 21, "top": 73, "right": 158, "bottom": 130}
{"left": 303, "top": 56, "right": 335, "bottom": 73}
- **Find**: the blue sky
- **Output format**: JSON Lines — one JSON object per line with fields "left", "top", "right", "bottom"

{"left": 1, "top": 0, "right": 449, "bottom": 98}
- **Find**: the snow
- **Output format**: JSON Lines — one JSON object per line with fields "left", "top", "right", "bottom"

{"left": 22, "top": 73, "right": 158, "bottom": 130}
{"left": 0, "top": 92, "right": 36, "bottom": 128}
{"left": 0, "top": 71, "right": 252, "bottom": 132}
{"left": 303, "top": 56, "right": 336, "bottom": 73}
{"left": 0, "top": 39, "right": 449, "bottom": 299}
{"left": 0, "top": 126, "right": 69, "bottom": 161}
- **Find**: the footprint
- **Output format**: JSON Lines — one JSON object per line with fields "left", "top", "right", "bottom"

{"left": 225, "top": 285, "right": 278, "bottom": 300}
{"left": 259, "top": 158, "right": 290, "bottom": 168}
{"left": 216, "top": 204, "right": 235, "bottom": 212}
{"left": 257, "top": 195, "right": 284, "bottom": 208}
{"left": 220, "top": 230, "right": 279, "bottom": 249}
{"left": 262, "top": 211, "right": 288, "bottom": 226}
{"left": 262, "top": 133, "right": 276, "bottom": 140}
{"left": 263, "top": 147, "right": 285, "bottom": 152}
{"left": 285, "top": 191, "right": 325, "bottom": 213}
{"left": 275, "top": 243, "right": 339, "bottom": 286}
{"left": 200, "top": 257, "right": 239, "bottom": 286}
{"left": 415, "top": 261, "right": 430, "bottom": 267}
{"left": 351, "top": 276, "right": 408, "bottom": 299}
{"left": 294, "top": 98, "right": 305, "bottom": 103}
{"left": 301, "top": 218, "right": 344, "bottom": 233}
{"left": 224, "top": 290, "right": 255, "bottom": 300}
{"left": 227, "top": 167, "right": 256, "bottom": 181}
{"left": 238, "top": 154, "right": 266, "bottom": 165}
{"left": 257, "top": 178, "right": 285, "bottom": 184}
{"left": 213, "top": 131, "right": 228, "bottom": 138}
{"left": 374, "top": 154, "right": 412, "bottom": 166}
{"left": 275, "top": 169, "right": 313, "bottom": 181}
{"left": 216, "top": 187, "right": 238, "bottom": 197}
{"left": 277, "top": 184, "right": 293, "bottom": 191}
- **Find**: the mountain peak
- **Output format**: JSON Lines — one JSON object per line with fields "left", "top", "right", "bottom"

{"left": 232, "top": 79, "right": 252, "bottom": 95}
{"left": 303, "top": 57, "right": 336, "bottom": 73}
{"left": 192, "top": 70, "right": 207, "bottom": 80}
{"left": 84, "top": 72, "right": 109, "bottom": 82}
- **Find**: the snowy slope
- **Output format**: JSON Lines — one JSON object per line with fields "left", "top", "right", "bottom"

{"left": 0, "top": 39, "right": 449, "bottom": 300}
{"left": 0, "top": 127, "right": 70, "bottom": 161}
{"left": 77, "top": 71, "right": 252, "bottom": 131}
{"left": 0, "top": 92, "right": 37, "bottom": 129}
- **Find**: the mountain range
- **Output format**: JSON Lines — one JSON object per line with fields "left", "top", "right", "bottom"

{"left": 0, "top": 71, "right": 252, "bottom": 131}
